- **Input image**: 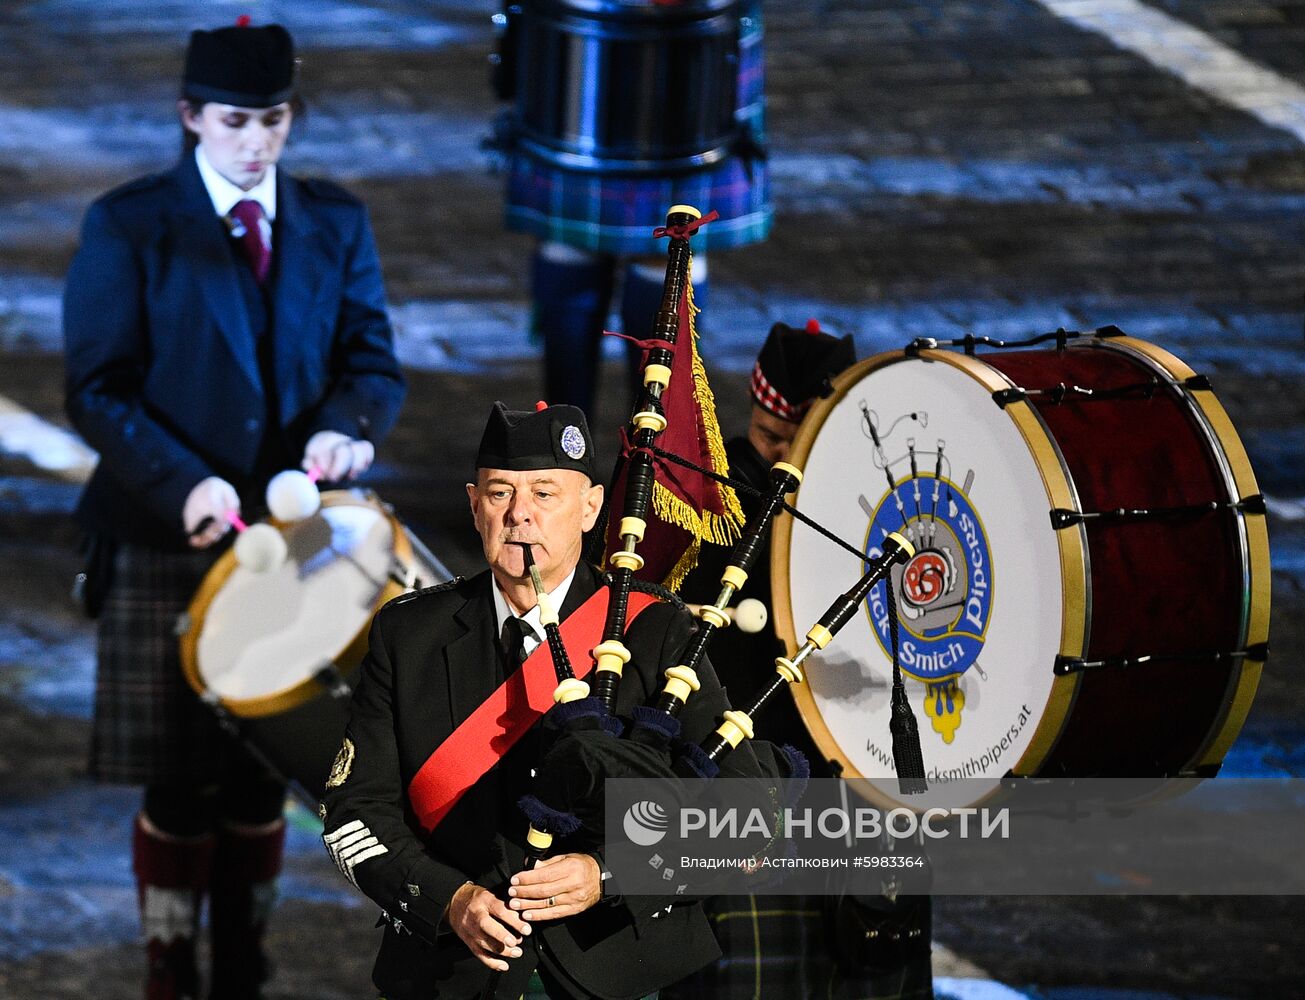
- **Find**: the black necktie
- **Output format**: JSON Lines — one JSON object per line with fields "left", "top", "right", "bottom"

{"left": 500, "top": 616, "right": 533, "bottom": 674}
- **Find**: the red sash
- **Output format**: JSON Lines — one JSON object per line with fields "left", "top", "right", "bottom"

{"left": 408, "top": 586, "right": 658, "bottom": 834}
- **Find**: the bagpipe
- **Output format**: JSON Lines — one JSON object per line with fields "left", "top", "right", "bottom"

{"left": 483, "top": 206, "right": 927, "bottom": 996}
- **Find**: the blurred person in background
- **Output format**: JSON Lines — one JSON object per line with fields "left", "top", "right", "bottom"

{"left": 494, "top": 0, "right": 771, "bottom": 417}
{"left": 62, "top": 19, "right": 404, "bottom": 999}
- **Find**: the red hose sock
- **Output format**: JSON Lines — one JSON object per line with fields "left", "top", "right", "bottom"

{"left": 132, "top": 814, "right": 214, "bottom": 1000}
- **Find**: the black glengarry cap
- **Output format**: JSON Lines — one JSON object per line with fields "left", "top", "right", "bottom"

{"left": 750, "top": 319, "right": 857, "bottom": 422}
{"left": 475, "top": 401, "right": 595, "bottom": 481}
{"left": 182, "top": 20, "right": 296, "bottom": 108}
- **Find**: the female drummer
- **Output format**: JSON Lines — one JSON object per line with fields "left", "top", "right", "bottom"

{"left": 62, "top": 20, "right": 405, "bottom": 1000}
{"left": 499, "top": 0, "right": 771, "bottom": 416}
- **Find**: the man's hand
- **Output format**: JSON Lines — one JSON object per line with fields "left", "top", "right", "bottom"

{"left": 182, "top": 476, "right": 240, "bottom": 549}
{"left": 507, "top": 853, "right": 601, "bottom": 923}
{"left": 303, "top": 430, "right": 375, "bottom": 482}
{"left": 445, "top": 882, "right": 531, "bottom": 972}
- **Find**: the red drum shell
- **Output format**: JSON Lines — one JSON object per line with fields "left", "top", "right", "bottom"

{"left": 983, "top": 340, "right": 1258, "bottom": 776}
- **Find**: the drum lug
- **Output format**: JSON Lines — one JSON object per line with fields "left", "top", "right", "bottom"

{"left": 905, "top": 337, "right": 937, "bottom": 357}
{"left": 1238, "top": 494, "right": 1267, "bottom": 515}
{"left": 314, "top": 662, "right": 353, "bottom": 700}
{"left": 173, "top": 612, "right": 192, "bottom": 637}
{"left": 992, "top": 387, "right": 1025, "bottom": 408}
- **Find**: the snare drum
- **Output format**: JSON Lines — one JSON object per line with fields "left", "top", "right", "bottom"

{"left": 773, "top": 331, "right": 1270, "bottom": 809}
{"left": 179, "top": 491, "right": 451, "bottom": 801}
{"left": 511, "top": 0, "right": 742, "bottom": 174}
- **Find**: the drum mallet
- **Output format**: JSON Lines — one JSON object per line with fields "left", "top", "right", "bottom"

{"left": 265, "top": 466, "right": 325, "bottom": 522}
{"left": 187, "top": 509, "right": 287, "bottom": 572}
{"left": 226, "top": 511, "right": 288, "bottom": 572}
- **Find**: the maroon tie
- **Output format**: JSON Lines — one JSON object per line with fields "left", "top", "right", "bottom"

{"left": 230, "top": 199, "right": 271, "bottom": 285}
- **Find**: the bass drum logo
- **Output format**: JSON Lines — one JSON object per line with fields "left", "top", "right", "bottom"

{"left": 859, "top": 407, "right": 994, "bottom": 744}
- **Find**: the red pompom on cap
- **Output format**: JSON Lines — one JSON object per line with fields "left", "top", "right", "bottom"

{"left": 535, "top": 400, "right": 548, "bottom": 412}
{"left": 805, "top": 318, "right": 821, "bottom": 334}
{"left": 235, "top": 14, "right": 252, "bottom": 27}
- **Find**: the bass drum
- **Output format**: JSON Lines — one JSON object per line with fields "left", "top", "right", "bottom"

{"left": 772, "top": 331, "right": 1270, "bottom": 810}
{"left": 179, "top": 490, "right": 452, "bottom": 803}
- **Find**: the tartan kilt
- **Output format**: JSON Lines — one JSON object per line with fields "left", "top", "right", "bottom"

{"left": 662, "top": 894, "right": 934, "bottom": 1000}
{"left": 89, "top": 542, "right": 234, "bottom": 785}
{"left": 504, "top": 0, "right": 771, "bottom": 257}
{"left": 504, "top": 156, "right": 772, "bottom": 257}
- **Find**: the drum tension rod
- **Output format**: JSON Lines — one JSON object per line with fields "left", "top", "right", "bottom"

{"left": 1054, "top": 643, "right": 1270, "bottom": 675}
{"left": 1049, "top": 494, "right": 1266, "bottom": 529}
{"left": 991, "top": 378, "right": 1162, "bottom": 408}
{"left": 906, "top": 328, "right": 1087, "bottom": 357}
{"left": 905, "top": 325, "right": 1135, "bottom": 358}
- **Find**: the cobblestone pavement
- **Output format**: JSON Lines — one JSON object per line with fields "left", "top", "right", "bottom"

{"left": 0, "top": 1, "right": 1303, "bottom": 997}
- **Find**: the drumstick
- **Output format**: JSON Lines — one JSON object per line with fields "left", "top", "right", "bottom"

{"left": 187, "top": 509, "right": 247, "bottom": 538}
{"left": 186, "top": 510, "right": 287, "bottom": 572}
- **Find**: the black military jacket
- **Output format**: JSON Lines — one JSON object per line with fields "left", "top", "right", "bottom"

{"left": 322, "top": 561, "right": 772, "bottom": 1000}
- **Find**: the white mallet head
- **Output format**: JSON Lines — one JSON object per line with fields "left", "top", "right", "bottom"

{"left": 233, "top": 522, "right": 288, "bottom": 573}
{"left": 265, "top": 469, "right": 321, "bottom": 522}
{"left": 733, "top": 597, "right": 769, "bottom": 634}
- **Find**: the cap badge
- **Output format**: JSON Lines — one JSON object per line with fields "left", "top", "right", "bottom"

{"left": 560, "top": 425, "right": 586, "bottom": 460}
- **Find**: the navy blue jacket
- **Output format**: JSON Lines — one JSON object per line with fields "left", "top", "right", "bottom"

{"left": 63, "top": 154, "right": 405, "bottom": 546}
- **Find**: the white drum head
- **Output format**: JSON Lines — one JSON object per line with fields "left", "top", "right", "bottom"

{"left": 195, "top": 498, "right": 398, "bottom": 702}
{"left": 778, "top": 353, "right": 1076, "bottom": 809}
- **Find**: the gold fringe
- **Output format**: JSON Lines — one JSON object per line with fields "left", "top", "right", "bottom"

{"left": 663, "top": 537, "right": 702, "bottom": 594}
{"left": 686, "top": 267, "right": 746, "bottom": 534}
{"left": 651, "top": 258, "right": 745, "bottom": 590}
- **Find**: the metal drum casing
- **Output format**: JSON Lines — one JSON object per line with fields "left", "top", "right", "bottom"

{"left": 179, "top": 490, "right": 452, "bottom": 801}
{"left": 773, "top": 335, "right": 1270, "bottom": 810}
{"left": 513, "top": 0, "right": 741, "bottom": 174}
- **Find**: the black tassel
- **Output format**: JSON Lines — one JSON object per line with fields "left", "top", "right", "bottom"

{"left": 886, "top": 576, "right": 927, "bottom": 795}
{"left": 890, "top": 682, "right": 928, "bottom": 794}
